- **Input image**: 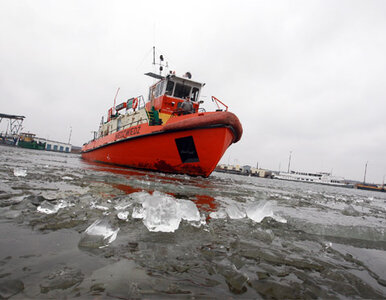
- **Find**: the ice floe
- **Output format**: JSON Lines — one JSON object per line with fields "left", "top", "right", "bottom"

{"left": 209, "top": 209, "right": 227, "bottom": 219}
{"left": 131, "top": 191, "right": 202, "bottom": 232}
{"left": 213, "top": 197, "right": 287, "bottom": 224}
{"left": 90, "top": 202, "right": 109, "bottom": 211}
{"left": 177, "top": 199, "right": 200, "bottom": 222}
{"left": 246, "top": 201, "right": 287, "bottom": 223}
{"left": 13, "top": 168, "right": 27, "bottom": 177}
{"left": 226, "top": 204, "right": 246, "bottom": 219}
{"left": 117, "top": 211, "right": 129, "bottom": 221}
{"left": 78, "top": 218, "right": 119, "bottom": 248}
{"left": 37, "top": 200, "right": 71, "bottom": 214}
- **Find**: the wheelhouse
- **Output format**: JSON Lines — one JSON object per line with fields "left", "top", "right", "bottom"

{"left": 148, "top": 74, "right": 203, "bottom": 103}
{"left": 146, "top": 73, "right": 204, "bottom": 119}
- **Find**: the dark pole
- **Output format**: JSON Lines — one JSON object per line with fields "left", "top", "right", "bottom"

{"left": 363, "top": 161, "right": 368, "bottom": 184}
{"left": 287, "top": 151, "right": 292, "bottom": 173}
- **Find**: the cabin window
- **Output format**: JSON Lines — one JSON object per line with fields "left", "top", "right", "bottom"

{"left": 191, "top": 87, "right": 200, "bottom": 102}
{"left": 165, "top": 80, "right": 174, "bottom": 95}
{"left": 173, "top": 83, "right": 191, "bottom": 99}
{"left": 155, "top": 81, "right": 165, "bottom": 98}
{"left": 117, "top": 118, "right": 121, "bottom": 131}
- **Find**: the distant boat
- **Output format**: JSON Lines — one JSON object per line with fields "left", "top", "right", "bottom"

{"left": 274, "top": 171, "right": 353, "bottom": 188}
{"left": 355, "top": 183, "right": 385, "bottom": 192}
{"left": 17, "top": 132, "right": 46, "bottom": 150}
{"left": 81, "top": 68, "right": 242, "bottom": 177}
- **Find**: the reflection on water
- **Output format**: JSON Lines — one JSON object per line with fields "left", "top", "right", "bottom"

{"left": 0, "top": 145, "right": 386, "bottom": 298}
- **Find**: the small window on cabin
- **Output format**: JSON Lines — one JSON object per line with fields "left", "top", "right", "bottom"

{"left": 191, "top": 87, "right": 200, "bottom": 102}
{"left": 149, "top": 86, "right": 156, "bottom": 101}
{"left": 165, "top": 81, "right": 174, "bottom": 95}
{"left": 174, "top": 83, "right": 191, "bottom": 99}
{"left": 155, "top": 81, "right": 165, "bottom": 97}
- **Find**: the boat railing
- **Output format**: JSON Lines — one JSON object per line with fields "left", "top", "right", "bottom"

{"left": 100, "top": 95, "right": 150, "bottom": 137}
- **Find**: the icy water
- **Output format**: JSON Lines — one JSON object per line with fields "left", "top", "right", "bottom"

{"left": 0, "top": 145, "right": 386, "bottom": 299}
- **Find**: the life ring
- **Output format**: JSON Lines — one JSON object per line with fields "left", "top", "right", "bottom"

{"left": 132, "top": 98, "right": 138, "bottom": 110}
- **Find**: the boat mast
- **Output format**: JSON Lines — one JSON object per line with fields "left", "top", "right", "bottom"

{"left": 363, "top": 161, "right": 368, "bottom": 184}
{"left": 287, "top": 151, "right": 292, "bottom": 173}
{"left": 113, "top": 87, "right": 120, "bottom": 111}
{"left": 153, "top": 46, "right": 155, "bottom": 66}
{"left": 68, "top": 126, "right": 72, "bottom": 144}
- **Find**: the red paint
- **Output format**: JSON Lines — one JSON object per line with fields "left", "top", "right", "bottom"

{"left": 82, "top": 123, "right": 235, "bottom": 177}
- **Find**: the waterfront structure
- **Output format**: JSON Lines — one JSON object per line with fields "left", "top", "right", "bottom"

{"left": 34, "top": 137, "right": 72, "bottom": 153}
{"left": 0, "top": 113, "right": 25, "bottom": 145}
{"left": 216, "top": 164, "right": 272, "bottom": 178}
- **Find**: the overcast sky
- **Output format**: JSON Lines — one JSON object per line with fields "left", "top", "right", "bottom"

{"left": 1, "top": 0, "right": 385, "bottom": 183}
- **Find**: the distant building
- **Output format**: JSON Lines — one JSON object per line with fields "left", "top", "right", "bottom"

{"left": 34, "top": 137, "right": 72, "bottom": 153}
{"left": 216, "top": 164, "right": 272, "bottom": 178}
{"left": 249, "top": 167, "right": 271, "bottom": 178}
{"left": 242, "top": 165, "right": 251, "bottom": 174}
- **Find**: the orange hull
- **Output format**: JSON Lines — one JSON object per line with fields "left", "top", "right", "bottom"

{"left": 82, "top": 112, "right": 242, "bottom": 177}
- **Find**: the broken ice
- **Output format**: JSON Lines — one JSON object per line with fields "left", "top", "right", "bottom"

{"left": 131, "top": 191, "right": 201, "bottom": 232}
{"left": 226, "top": 204, "right": 246, "bottom": 219}
{"left": 246, "top": 201, "right": 287, "bottom": 223}
{"left": 37, "top": 200, "right": 69, "bottom": 214}
{"left": 13, "top": 168, "right": 27, "bottom": 177}
{"left": 79, "top": 218, "right": 119, "bottom": 248}
{"left": 117, "top": 211, "right": 129, "bottom": 221}
{"left": 142, "top": 192, "right": 181, "bottom": 232}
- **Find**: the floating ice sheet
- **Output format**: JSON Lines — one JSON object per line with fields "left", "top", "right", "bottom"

{"left": 246, "top": 201, "right": 287, "bottom": 223}
{"left": 142, "top": 192, "right": 181, "bottom": 232}
{"left": 177, "top": 199, "right": 200, "bottom": 222}
{"left": 37, "top": 200, "right": 70, "bottom": 214}
{"left": 209, "top": 209, "right": 227, "bottom": 219}
{"left": 79, "top": 218, "right": 119, "bottom": 248}
{"left": 117, "top": 211, "right": 129, "bottom": 221}
{"left": 90, "top": 202, "right": 109, "bottom": 211}
{"left": 131, "top": 191, "right": 201, "bottom": 232}
{"left": 13, "top": 168, "right": 27, "bottom": 177}
{"left": 226, "top": 204, "right": 246, "bottom": 219}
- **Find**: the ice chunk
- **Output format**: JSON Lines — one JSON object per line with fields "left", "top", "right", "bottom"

{"left": 114, "top": 201, "right": 132, "bottom": 211}
{"left": 13, "top": 168, "right": 27, "bottom": 177}
{"left": 132, "top": 206, "right": 144, "bottom": 219}
{"left": 246, "top": 201, "right": 273, "bottom": 222}
{"left": 37, "top": 200, "right": 69, "bottom": 214}
{"left": 90, "top": 202, "right": 109, "bottom": 211}
{"left": 177, "top": 199, "right": 200, "bottom": 222}
{"left": 226, "top": 204, "right": 246, "bottom": 219}
{"left": 130, "top": 191, "right": 201, "bottom": 232}
{"left": 78, "top": 218, "right": 119, "bottom": 248}
{"left": 209, "top": 209, "right": 227, "bottom": 219}
{"left": 142, "top": 192, "right": 181, "bottom": 232}
{"left": 62, "top": 176, "right": 73, "bottom": 180}
{"left": 117, "top": 211, "right": 129, "bottom": 221}
{"left": 246, "top": 201, "right": 287, "bottom": 223}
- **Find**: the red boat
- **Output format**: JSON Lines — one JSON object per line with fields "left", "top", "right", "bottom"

{"left": 81, "top": 71, "right": 242, "bottom": 177}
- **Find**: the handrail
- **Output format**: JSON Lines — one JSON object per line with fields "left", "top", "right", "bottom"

{"left": 211, "top": 96, "right": 228, "bottom": 112}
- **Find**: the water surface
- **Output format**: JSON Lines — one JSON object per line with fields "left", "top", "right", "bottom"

{"left": 0, "top": 145, "right": 385, "bottom": 298}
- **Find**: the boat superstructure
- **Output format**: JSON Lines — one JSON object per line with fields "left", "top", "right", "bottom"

{"left": 81, "top": 70, "right": 242, "bottom": 177}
